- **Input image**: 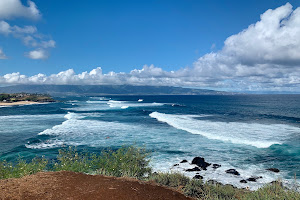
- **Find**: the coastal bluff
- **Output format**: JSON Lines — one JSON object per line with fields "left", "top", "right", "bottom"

{"left": 0, "top": 171, "right": 193, "bottom": 200}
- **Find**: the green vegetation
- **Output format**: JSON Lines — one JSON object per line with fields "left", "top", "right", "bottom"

{"left": 0, "top": 146, "right": 299, "bottom": 200}
{"left": 0, "top": 93, "right": 55, "bottom": 102}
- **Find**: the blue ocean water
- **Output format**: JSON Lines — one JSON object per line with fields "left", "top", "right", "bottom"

{"left": 0, "top": 95, "right": 299, "bottom": 190}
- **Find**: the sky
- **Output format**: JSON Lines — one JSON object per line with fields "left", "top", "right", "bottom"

{"left": 0, "top": 0, "right": 300, "bottom": 93}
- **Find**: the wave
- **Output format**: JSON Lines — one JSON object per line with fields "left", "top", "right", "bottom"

{"left": 89, "top": 97, "right": 111, "bottom": 101}
{"left": 37, "top": 112, "right": 134, "bottom": 139}
{"left": 149, "top": 112, "right": 300, "bottom": 148}
{"left": 25, "top": 139, "right": 66, "bottom": 149}
{"left": 0, "top": 114, "right": 63, "bottom": 120}
{"left": 107, "top": 100, "right": 164, "bottom": 109}
{"left": 64, "top": 112, "right": 84, "bottom": 120}
{"left": 86, "top": 100, "right": 108, "bottom": 104}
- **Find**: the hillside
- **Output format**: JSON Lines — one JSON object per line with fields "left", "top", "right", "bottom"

{"left": 0, "top": 85, "right": 230, "bottom": 96}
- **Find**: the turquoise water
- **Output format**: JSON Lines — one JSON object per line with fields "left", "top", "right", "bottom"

{"left": 0, "top": 95, "right": 299, "bottom": 190}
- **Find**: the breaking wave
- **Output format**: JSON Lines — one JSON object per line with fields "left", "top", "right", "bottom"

{"left": 149, "top": 112, "right": 299, "bottom": 148}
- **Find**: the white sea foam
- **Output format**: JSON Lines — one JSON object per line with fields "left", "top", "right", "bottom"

{"left": 64, "top": 112, "right": 83, "bottom": 120}
{"left": 38, "top": 112, "right": 135, "bottom": 139}
{"left": 0, "top": 114, "right": 63, "bottom": 120}
{"left": 108, "top": 100, "right": 163, "bottom": 108}
{"left": 86, "top": 100, "right": 108, "bottom": 104}
{"left": 149, "top": 112, "right": 300, "bottom": 148}
{"left": 25, "top": 140, "right": 66, "bottom": 149}
{"left": 90, "top": 97, "right": 111, "bottom": 101}
{"left": 67, "top": 100, "right": 79, "bottom": 103}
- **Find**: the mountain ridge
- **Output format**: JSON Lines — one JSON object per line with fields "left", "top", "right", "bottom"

{"left": 0, "top": 85, "right": 231, "bottom": 96}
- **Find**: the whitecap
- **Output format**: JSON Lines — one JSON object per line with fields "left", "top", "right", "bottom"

{"left": 149, "top": 112, "right": 300, "bottom": 148}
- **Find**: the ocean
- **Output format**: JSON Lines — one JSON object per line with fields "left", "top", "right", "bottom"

{"left": 0, "top": 95, "right": 299, "bottom": 190}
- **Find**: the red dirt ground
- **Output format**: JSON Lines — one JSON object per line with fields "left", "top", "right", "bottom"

{"left": 0, "top": 171, "right": 193, "bottom": 200}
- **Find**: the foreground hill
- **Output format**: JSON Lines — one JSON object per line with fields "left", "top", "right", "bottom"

{"left": 0, "top": 171, "right": 192, "bottom": 200}
{"left": 0, "top": 85, "right": 230, "bottom": 96}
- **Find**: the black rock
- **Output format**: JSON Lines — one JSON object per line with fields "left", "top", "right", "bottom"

{"left": 186, "top": 167, "right": 201, "bottom": 172}
{"left": 193, "top": 175, "right": 203, "bottom": 179}
{"left": 225, "top": 169, "right": 240, "bottom": 176}
{"left": 266, "top": 168, "right": 280, "bottom": 173}
{"left": 247, "top": 177, "right": 257, "bottom": 182}
{"left": 212, "top": 164, "right": 221, "bottom": 169}
{"left": 191, "top": 157, "right": 211, "bottom": 170}
{"left": 240, "top": 180, "right": 247, "bottom": 183}
{"left": 180, "top": 159, "right": 188, "bottom": 163}
{"left": 247, "top": 176, "right": 262, "bottom": 182}
{"left": 173, "top": 164, "right": 179, "bottom": 167}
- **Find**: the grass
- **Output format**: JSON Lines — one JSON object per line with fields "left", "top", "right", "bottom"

{"left": 0, "top": 146, "right": 299, "bottom": 200}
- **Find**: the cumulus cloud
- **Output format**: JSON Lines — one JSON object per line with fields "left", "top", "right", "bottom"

{"left": 0, "top": 1, "right": 54, "bottom": 59}
{"left": 190, "top": 2, "right": 300, "bottom": 91}
{"left": 0, "top": 20, "right": 37, "bottom": 35}
{"left": 26, "top": 49, "right": 48, "bottom": 59}
{"left": 0, "top": 48, "right": 8, "bottom": 59}
{"left": 0, "top": 20, "right": 55, "bottom": 59}
{"left": 0, "top": 0, "right": 41, "bottom": 20}
{"left": 0, "top": 3, "right": 300, "bottom": 92}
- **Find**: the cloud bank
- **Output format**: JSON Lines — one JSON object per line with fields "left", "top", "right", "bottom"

{"left": 1, "top": 3, "right": 300, "bottom": 92}
{"left": 0, "top": 0, "right": 55, "bottom": 59}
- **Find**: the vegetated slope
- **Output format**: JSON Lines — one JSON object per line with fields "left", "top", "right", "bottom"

{"left": 0, "top": 85, "right": 230, "bottom": 95}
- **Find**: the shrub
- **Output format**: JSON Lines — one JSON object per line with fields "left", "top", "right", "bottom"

{"left": 0, "top": 157, "right": 47, "bottom": 179}
{"left": 149, "top": 172, "right": 190, "bottom": 188}
{"left": 53, "top": 147, "right": 91, "bottom": 173}
{"left": 93, "top": 146, "right": 151, "bottom": 178}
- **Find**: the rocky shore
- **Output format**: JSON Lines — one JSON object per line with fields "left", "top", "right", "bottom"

{"left": 171, "top": 156, "right": 281, "bottom": 189}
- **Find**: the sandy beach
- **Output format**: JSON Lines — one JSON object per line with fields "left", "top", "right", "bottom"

{"left": 0, "top": 101, "right": 41, "bottom": 106}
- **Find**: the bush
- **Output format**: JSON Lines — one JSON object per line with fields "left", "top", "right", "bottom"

{"left": 93, "top": 146, "right": 151, "bottom": 178}
{"left": 242, "top": 182, "right": 300, "bottom": 200}
{"left": 0, "top": 157, "right": 47, "bottom": 179}
{"left": 53, "top": 147, "right": 91, "bottom": 173}
{"left": 149, "top": 172, "right": 190, "bottom": 188}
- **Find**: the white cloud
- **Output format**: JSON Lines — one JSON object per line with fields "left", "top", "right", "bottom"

{"left": 41, "top": 40, "right": 56, "bottom": 48}
{"left": 0, "top": 0, "right": 41, "bottom": 20}
{"left": 0, "top": 21, "right": 11, "bottom": 35}
{"left": 190, "top": 2, "right": 300, "bottom": 91}
{"left": 0, "top": 20, "right": 55, "bottom": 59}
{"left": 26, "top": 49, "right": 48, "bottom": 59}
{"left": 0, "top": 3, "right": 300, "bottom": 92}
{"left": 0, "top": 48, "right": 8, "bottom": 59}
{"left": 0, "top": 1, "right": 54, "bottom": 59}
{"left": 0, "top": 20, "right": 37, "bottom": 35}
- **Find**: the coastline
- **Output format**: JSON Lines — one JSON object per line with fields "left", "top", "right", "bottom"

{"left": 0, "top": 101, "right": 41, "bottom": 106}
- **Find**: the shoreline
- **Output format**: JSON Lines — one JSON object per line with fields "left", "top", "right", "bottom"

{"left": 0, "top": 101, "right": 41, "bottom": 106}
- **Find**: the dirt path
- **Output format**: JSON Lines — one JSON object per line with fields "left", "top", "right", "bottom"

{"left": 0, "top": 171, "right": 193, "bottom": 200}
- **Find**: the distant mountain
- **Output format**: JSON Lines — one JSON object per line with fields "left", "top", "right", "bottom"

{"left": 0, "top": 85, "right": 231, "bottom": 96}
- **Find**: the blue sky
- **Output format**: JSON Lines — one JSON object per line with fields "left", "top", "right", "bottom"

{"left": 0, "top": 0, "right": 300, "bottom": 92}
